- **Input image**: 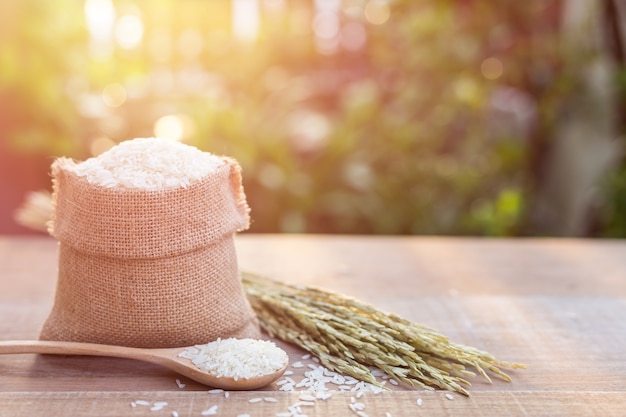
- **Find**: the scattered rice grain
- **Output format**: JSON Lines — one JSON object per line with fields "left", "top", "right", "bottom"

{"left": 172, "top": 412, "right": 179, "bottom": 417}
{"left": 353, "top": 403, "right": 366, "bottom": 411}
{"left": 279, "top": 383, "right": 295, "bottom": 392}
{"left": 208, "top": 389, "right": 224, "bottom": 394}
{"left": 201, "top": 405, "right": 218, "bottom": 415}
{"left": 316, "top": 392, "right": 333, "bottom": 400}
{"left": 298, "top": 393, "right": 316, "bottom": 402}
{"left": 445, "top": 393, "right": 454, "bottom": 401}
{"left": 249, "top": 397, "right": 263, "bottom": 403}
{"left": 417, "top": 398, "right": 423, "bottom": 406}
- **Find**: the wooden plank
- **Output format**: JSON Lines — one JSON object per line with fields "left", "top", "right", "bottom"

{"left": 2, "top": 296, "right": 624, "bottom": 393}
{"left": 234, "top": 235, "right": 626, "bottom": 298}
{"left": 1, "top": 235, "right": 625, "bottom": 416}
{"left": 1, "top": 391, "right": 625, "bottom": 417}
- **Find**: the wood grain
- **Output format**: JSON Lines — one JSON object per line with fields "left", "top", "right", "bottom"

{"left": 1, "top": 235, "right": 625, "bottom": 416}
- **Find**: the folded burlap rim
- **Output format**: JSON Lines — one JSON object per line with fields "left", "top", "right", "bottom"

{"left": 49, "top": 155, "right": 251, "bottom": 258}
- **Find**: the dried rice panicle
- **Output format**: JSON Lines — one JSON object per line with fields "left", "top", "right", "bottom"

{"left": 242, "top": 272, "right": 526, "bottom": 396}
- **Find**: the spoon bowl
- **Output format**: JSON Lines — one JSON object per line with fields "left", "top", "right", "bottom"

{"left": 0, "top": 340, "right": 289, "bottom": 390}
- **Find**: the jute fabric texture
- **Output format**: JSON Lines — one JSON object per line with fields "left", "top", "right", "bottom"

{"left": 40, "top": 156, "right": 260, "bottom": 348}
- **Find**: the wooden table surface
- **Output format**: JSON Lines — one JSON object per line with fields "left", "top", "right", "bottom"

{"left": 1, "top": 234, "right": 625, "bottom": 416}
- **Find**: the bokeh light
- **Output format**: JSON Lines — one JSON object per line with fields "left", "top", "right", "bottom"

{"left": 84, "top": 0, "right": 115, "bottom": 58}
{"left": 313, "top": 12, "right": 340, "bottom": 40}
{"left": 258, "top": 163, "right": 287, "bottom": 190}
{"left": 364, "top": 0, "right": 390, "bottom": 25}
{"left": 288, "top": 110, "right": 331, "bottom": 153}
{"left": 341, "top": 21, "right": 367, "bottom": 51}
{"left": 115, "top": 14, "right": 144, "bottom": 50}
{"left": 313, "top": 0, "right": 341, "bottom": 54}
{"left": 481, "top": 57, "right": 504, "bottom": 80}
{"left": 84, "top": 0, "right": 115, "bottom": 42}
{"left": 154, "top": 115, "right": 194, "bottom": 142}
{"left": 453, "top": 77, "right": 481, "bottom": 106}
{"left": 232, "top": 0, "right": 260, "bottom": 43}
{"left": 101, "top": 83, "right": 127, "bottom": 108}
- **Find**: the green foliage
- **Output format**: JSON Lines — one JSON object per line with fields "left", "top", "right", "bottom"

{"left": 602, "top": 168, "right": 626, "bottom": 237}
{"left": 0, "top": 0, "right": 87, "bottom": 157}
{"left": 2, "top": 0, "right": 624, "bottom": 236}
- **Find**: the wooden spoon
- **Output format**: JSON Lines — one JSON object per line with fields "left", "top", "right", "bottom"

{"left": 0, "top": 340, "right": 289, "bottom": 390}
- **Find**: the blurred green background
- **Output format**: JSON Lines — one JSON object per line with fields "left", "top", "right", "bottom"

{"left": 1, "top": 0, "right": 625, "bottom": 236}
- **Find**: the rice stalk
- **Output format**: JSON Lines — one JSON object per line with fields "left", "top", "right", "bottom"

{"left": 243, "top": 271, "right": 526, "bottom": 396}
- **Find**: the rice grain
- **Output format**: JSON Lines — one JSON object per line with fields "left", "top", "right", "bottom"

{"left": 298, "top": 393, "right": 316, "bottom": 402}
{"left": 69, "top": 137, "right": 225, "bottom": 189}
{"left": 201, "top": 405, "right": 218, "bottom": 415}
{"left": 179, "top": 338, "right": 288, "bottom": 380}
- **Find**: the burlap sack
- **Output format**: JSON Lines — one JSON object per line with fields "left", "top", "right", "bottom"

{"left": 40, "top": 156, "right": 260, "bottom": 348}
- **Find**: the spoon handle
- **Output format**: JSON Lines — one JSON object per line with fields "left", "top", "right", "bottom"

{"left": 0, "top": 340, "right": 144, "bottom": 359}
